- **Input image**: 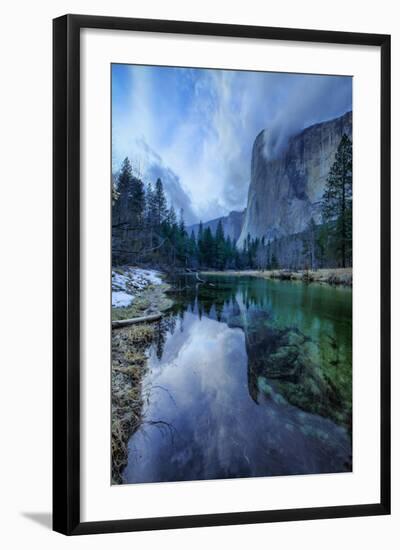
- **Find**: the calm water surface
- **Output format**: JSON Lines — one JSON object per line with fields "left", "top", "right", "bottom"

{"left": 123, "top": 275, "right": 352, "bottom": 484}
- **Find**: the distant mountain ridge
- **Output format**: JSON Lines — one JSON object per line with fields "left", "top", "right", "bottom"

{"left": 188, "top": 210, "right": 245, "bottom": 242}
{"left": 114, "top": 138, "right": 197, "bottom": 225}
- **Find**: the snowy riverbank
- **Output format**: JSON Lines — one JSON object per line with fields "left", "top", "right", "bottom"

{"left": 112, "top": 267, "right": 164, "bottom": 309}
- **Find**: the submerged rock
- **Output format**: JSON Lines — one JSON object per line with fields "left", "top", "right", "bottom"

{"left": 244, "top": 321, "right": 351, "bottom": 429}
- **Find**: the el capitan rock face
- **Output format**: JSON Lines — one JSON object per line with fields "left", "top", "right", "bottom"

{"left": 237, "top": 111, "right": 352, "bottom": 248}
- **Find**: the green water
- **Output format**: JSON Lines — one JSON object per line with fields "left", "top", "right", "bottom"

{"left": 123, "top": 275, "right": 352, "bottom": 484}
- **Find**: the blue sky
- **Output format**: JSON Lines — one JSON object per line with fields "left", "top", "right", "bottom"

{"left": 112, "top": 64, "right": 352, "bottom": 224}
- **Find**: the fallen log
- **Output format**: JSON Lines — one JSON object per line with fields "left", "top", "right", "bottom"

{"left": 112, "top": 313, "right": 162, "bottom": 328}
{"left": 196, "top": 272, "right": 215, "bottom": 286}
{"left": 195, "top": 272, "right": 206, "bottom": 283}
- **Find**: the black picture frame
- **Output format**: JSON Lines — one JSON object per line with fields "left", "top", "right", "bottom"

{"left": 53, "top": 14, "right": 391, "bottom": 535}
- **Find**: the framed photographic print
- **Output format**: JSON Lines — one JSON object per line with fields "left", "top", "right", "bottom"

{"left": 53, "top": 14, "right": 391, "bottom": 535}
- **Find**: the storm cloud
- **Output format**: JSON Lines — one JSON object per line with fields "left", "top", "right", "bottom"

{"left": 112, "top": 65, "right": 351, "bottom": 223}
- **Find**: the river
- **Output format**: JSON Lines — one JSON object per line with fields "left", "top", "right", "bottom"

{"left": 122, "top": 275, "right": 352, "bottom": 484}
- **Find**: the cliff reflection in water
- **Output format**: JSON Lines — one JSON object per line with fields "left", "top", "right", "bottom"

{"left": 123, "top": 275, "right": 352, "bottom": 484}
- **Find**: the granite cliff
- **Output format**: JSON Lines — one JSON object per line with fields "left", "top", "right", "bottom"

{"left": 237, "top": 112, "right": 352, "bottom": 248}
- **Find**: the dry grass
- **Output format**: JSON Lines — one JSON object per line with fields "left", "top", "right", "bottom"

{"left": 124, "top": 324, "right": 155, "bottom": 344}
{"left": 111, "top": 322, "right": 156, "bottom": 484}
{"left": 111, "top": 273, "right": 174, "bottom": 483}
{"left": 202, "top": 268, "right": 352, "bottom": 286}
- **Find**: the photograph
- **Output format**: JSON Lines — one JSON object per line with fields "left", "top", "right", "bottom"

{"left": 111, "top": 64, "right": 353, "bottom": 485}
{"left": 0, "top": 0, "right": 394, "bottom": 542}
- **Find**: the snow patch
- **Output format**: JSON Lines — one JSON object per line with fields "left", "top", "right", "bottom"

{"left": 112, "top": 291, "right": 134, "bottom": 308}
{"left": 112, "top": 267, "right": 164, "bottom": 308}
{"left": 131, "top": 268, "right": 163, "bottom": 286}
{"left": 112, "top": 272, "right": 131, "bottom": 291}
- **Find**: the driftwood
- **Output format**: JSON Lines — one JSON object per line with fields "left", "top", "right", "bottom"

{"left": 112, "top": 313, "right": 162, "bottom": 328}
{"left": 196, "top": 272, "right": 215, "bottom": 286}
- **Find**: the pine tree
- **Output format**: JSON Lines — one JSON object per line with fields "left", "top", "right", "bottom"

{"left": 245, "top": 233, "right": 258, "bottom": 268}
{"left": 197, "top": 221, "right": 203, "bottom": 240}
{"left": 145, "top": 183, "right": 156, "bottom": 225}
{"left": 232, "top": 240, "right": 241, "bottom": 269}
{"left": 245, "top": 233, "right": 250, "bottom": 267}
{"left": 112, "top": 157, "right": 135, "bottom": 264}
{"left": 112, "top": 174, "right": 119, "bottom": 206}
{"left": 257, "top": 236, "right": 267, "bottom": 270}
{"left": 178, "top": 208, "right": 185, "bottom": 235}
{"left": 177, "top": 209, "right": 188, "bottom": 265}
{"left": 302, "top": 218, "right": 317, "bottom": 270}
{"left": 270, "top": 238, "right": 279, "bottom": 269}
{"left": 316, "top": 224, "right": 329, "bottom": 267}
{"left": 166, "top": 205, "right": 177, "bottom": 227}
{"left": 188, "top": 230, "right": 198, "bottom": 268}
{"left": 163, "top": 206, "right": 178, "bottom": 265}
{"left": 114, "top": 157, "right": 133, "bottom": 225}
{"left": 270, "top": 252, "right": 279, "bottom": 270}
{"left": 266, "top": 240, "right": 271, "bottom": 269}
{"left": 203, "top": 227, "right": 215, "bottom": 267}
{"left": 117, "top": 157, "right": 133, "bottom": 196}
{"left": 154, "top": 178, "right": 168, "bottom": 227}
{"left": 145, "top": 182, "right": 161, "bottom": 256}
{"left": 197, "top": 221, "right": 204, "bottom": 267}
{"left": 252, "top": 237, "right": 260, "bottom": 269}
{"left": 131, "top": 175, "right": 145, "bottom": 228}
{"left": 215, "top": 219, "right": 226, "bottom": 270}
{"left": 225, "top": 235, "right": 233, "bottom": 268}
{"left": 322, "top": 134, "right": 352, "bottom": 268}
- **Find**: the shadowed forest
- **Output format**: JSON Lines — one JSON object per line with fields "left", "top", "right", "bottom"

{"left": 112, "top": 135, "right": 352, "bottom": 272}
